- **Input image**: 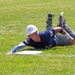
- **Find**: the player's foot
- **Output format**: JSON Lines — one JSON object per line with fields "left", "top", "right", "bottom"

{"left": 57, "top": 12, "right": 66, "bottom": 27}
{"left": 48, "top": 13, "right": 55, "bottom": 20}
{"left": 46, "top": 13, "right": 54, "bottom": 28}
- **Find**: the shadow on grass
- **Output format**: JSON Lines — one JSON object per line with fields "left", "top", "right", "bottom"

{"left": 21, "top": 46, "right": 58, "bottom": 51}
{"left": 16, "top": 44, "right": 73, "bottom": 53}
{"left": 21, "top": 45, "right": 72, "bottom": 51}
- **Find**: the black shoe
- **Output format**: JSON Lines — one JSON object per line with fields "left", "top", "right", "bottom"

{"left": 46, "top": 13, "right": 54, "bottom": 27}
{"left": 48, "top": 13, "right": 55, "bottom": 20}
{"left": 57, "top": 12, "right": 66, "bottom": 27}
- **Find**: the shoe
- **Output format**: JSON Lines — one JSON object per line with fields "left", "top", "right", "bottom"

{"left": 48, "top": 13, "right": 55, "bottom": 20}
{"left": 46, "top": 13, "right": 54, "bottom": 27}
{"left": 57, "top": 12, "right": 66, "bottom": 27}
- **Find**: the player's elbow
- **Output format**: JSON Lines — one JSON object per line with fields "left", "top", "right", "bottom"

{"left": 53, "top": 27, "right": 62, "bottom": 34}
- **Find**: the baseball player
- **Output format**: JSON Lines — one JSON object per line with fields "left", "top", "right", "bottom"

{"left": 7, "top": 12, "right": 75, "bottom": 54}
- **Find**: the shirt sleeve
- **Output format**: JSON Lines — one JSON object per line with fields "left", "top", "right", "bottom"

{"left": 23, "top": 38, "right": 32, "bottom": 46}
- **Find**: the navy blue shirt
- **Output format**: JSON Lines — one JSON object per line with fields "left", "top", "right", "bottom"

{"left": 23, "top": 29, "right": 57, "bottom": 48}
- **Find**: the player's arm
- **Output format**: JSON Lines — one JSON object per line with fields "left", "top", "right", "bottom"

{"left": 6, "top": 42, "right": 26, "bottom": 54}
{"left": 53, "top": 27, "right": 75, "bottom": 44}
{"left": 53, "top": 27, "right": 66, "bottom": 35}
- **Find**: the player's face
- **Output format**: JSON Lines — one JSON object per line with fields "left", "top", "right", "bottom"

{"left": 28, "top": 32, "right": 40, "bottom": 42}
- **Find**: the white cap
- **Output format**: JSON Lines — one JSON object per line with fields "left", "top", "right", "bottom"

{"left": 26, "top": 25, "right": 38, "bottom": 36}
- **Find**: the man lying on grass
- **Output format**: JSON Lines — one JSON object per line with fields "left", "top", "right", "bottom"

{"left": 7, "top": 12, "right": 75, "bottom": 54}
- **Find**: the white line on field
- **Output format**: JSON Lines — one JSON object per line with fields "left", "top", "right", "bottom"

{"left": 37, "top": 54, "right": 75, "bottom": 57}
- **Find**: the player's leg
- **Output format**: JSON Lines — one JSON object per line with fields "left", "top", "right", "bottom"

{"left": 55, "top": 34, "right": 71, "bottom": 46}
{"left": 46, "top": 13, "right": 54, "bottom": 30}
{"left": 57, "top": 12, "right": 75, "bottom": 39}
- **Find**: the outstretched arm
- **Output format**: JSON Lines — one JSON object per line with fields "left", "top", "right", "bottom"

{"left": 53, "top": 27, "right": 75, "bottom": 44}
{"left": 6, "top": 42, "right": 26, "bottom": 54}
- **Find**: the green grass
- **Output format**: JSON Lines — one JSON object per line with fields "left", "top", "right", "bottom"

{"left": 0, "top": 0, "right": 75, "bottom": 75}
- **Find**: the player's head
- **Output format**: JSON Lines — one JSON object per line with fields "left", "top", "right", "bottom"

{"left": 26, "top": 24, "right": 38, "bottom": 36}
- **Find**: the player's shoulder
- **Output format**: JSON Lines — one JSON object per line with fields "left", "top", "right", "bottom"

{"left": 39, "top": 30, "right": 51, "bottom": 35}
{"left": 39, "top": 29, "right": 55, "bottom": 37}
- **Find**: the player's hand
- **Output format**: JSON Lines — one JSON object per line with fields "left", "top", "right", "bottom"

{"left": 6, "top": 52, "right": 13, "bottom": 55}
{"left": 68, "top": 37, "right": 75, "bottom": 45}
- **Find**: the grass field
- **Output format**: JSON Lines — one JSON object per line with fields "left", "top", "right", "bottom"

{"left": 0, "top": 0, "right": 75, "bottom": 75}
